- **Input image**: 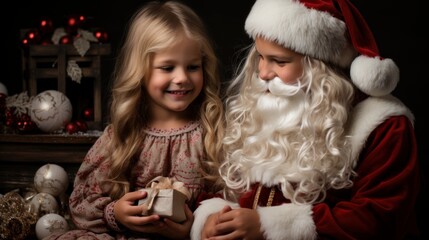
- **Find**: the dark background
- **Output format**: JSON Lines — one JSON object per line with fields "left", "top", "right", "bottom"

{"left": 3, "top": 0, "right": 427, "bottom": 238}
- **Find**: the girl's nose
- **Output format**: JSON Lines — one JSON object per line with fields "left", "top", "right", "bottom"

{"left": 258, "top": 61, "right": 275, "bottom": 81}
{"left": 173, "top": 68, "right": 189, "bottom": 84}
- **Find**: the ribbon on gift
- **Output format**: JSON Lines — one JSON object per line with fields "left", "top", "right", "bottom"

{"left": 141, "top": 176, "right": 191, "bottom": 215}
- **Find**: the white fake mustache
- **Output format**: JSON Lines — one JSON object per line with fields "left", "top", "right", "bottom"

{"left": 251, "top": 76, "right": 302, "bottom": 97}
{"left": 251, "top": 76, "right": 306, "bottom": 126}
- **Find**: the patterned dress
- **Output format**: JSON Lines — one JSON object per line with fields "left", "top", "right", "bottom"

{"left": 47, "top": 121, "right": 206, "bottom": 240}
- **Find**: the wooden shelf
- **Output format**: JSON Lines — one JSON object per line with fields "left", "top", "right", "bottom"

{"left": 0, "top": 133, "right": 100, "bottom": 193}
{"left": 0, "top": 133, "right": 99, "bottom": 144}
{"left": 0, "top": 133, "right": 99, "bottom": 163}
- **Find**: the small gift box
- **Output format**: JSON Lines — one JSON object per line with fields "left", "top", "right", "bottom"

{"left": 137, "top": 176, "right": 191, "bottom": 222}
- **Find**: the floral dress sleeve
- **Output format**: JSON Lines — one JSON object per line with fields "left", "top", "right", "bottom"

{"left": 68, "top": 126, "right": 118, "bottom": 233}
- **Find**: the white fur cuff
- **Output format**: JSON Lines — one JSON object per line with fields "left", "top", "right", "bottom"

{"left": 190, "top": 198, "right": 239, "bottom": 240}
{"left": 257, "top": 203, "right": 316, "bottom": 240}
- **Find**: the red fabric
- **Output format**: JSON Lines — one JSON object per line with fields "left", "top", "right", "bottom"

{"left": 301, "top": 0, "right": 380, "bottom": 57}
{"left": 336, "top": 0, "right": 379, "bottom": 57}
{"left": 313, "top": 116, "right": 420, "bottom": 239}
{"left": 239, "top": 183, "right": 291, "bottom": 209}
{"left": 193, "top": 191, "right": 223, "bottom": 211}
{"left": 301, "top": 0, "right": 343, "bottom": 20}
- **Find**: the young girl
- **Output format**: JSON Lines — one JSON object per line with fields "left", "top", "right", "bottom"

{"left": 47, "top": 1, "right": 224, "bottom": 239}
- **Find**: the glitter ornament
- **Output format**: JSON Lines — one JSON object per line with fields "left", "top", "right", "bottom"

{"left": 39, "top": 17, "right": 54, "bottom": 37}
{"left": 94, "top": 29, "right": 109, "bottom": 43}
{"left": 35, "top": 213, "right": 69, "bottom": 240}
{"left": 75, "top": 119, "right": 88, "bottom": 132}
{"left": 65, "top": 122, "right": 78, "bottom": 134}
{"left": 30, "top": 90, "right": 72, "bottom": 133}
{"left": 82, "top": 107, "right": 94, "bottom": 120}
{"left": 15, "top": 113, "right": 37, "bottom": 132}
{"left": 29, "top": 192, "right": 59, "bottom": 218}
{"left": 24, "top": 28, "right": 41, "bottom": 44}
{"left": 0, "top": 191, "right": 37, "bottom": 240}
{"left": 34, "top": 164, "right": 69, "bottom": 197}
{"left": 59, "top": 35, "right": 73, "bottom": 45}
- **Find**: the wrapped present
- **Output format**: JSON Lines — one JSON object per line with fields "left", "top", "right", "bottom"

{"left": 137, "top": 176, "right": 191, "bottom": 222}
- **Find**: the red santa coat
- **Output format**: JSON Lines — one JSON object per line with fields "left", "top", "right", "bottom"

{"left": 191, "top": 95, "right": 420, "bottom": 240}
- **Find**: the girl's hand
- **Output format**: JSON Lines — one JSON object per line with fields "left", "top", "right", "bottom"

{"left": 201, "top": 205, "right": 234, "bottom": 239}
{"left": 155, "top": 204, "right": 194, "bottom": 239}
{"left": 114, "top": 190, "right": 163, "bottom": 232}
{"left": 207, "top": 206, "right": 264, "bottom": 240}
{"left": 201, "top": 210, "right": 224, "bottom": 239}
{"left": 115, "top": 191, "right": 194, "bottom": 238}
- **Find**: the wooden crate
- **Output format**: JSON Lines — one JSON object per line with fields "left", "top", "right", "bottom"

{"left": 21, "top": 43, "right": 111, "bottom": 130}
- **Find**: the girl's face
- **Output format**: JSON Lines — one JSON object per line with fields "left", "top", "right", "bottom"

{"left": 145, "top": 37, "right": 204, "bottom": 119}
{"left": 255, "top": 37, "right": 304, "bottom": 85}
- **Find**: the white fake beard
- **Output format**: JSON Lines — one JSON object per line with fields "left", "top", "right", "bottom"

{"left": 227, "top": 75, "right": 307, "bottom": 186}
{"left": 250, "top": 76, "right": 306, "bottom": 131}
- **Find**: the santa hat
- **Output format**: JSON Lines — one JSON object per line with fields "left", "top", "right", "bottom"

{"left": 245, "top": 0, "right": 399, "bottom": 97}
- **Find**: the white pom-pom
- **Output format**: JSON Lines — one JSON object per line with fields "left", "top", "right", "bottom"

{"left": 350, "top": 55, "right": 399, "bottom": 97}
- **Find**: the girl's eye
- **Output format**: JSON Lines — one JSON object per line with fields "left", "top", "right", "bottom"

{"left": 160, "top": 66, "right": 174, "bottom": 72}
{"left": 188, "top": 65, "right": 201, "bottom": 71}
{"left": 274, "top": 59, "right": 287, "bottom": 64}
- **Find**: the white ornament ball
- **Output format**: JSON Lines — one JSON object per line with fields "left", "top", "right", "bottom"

{"left": 0, "top": 82, "right": 7, "bottom": 95}
{"left": 34, "top": 163, "right": 69, "bottom": 197}
{"left": 30, "top": 192, "right": 59, "bottom": 218}
{"left": 35, "top": 213, "right": 69, "bottom": 240}
{"left": 30, "top": 90, "right": 72, "bottom": 133}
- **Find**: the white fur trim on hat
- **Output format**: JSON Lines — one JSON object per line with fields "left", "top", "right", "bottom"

{"left": 245, "top": 0, "right": 356, "bottom": 67}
